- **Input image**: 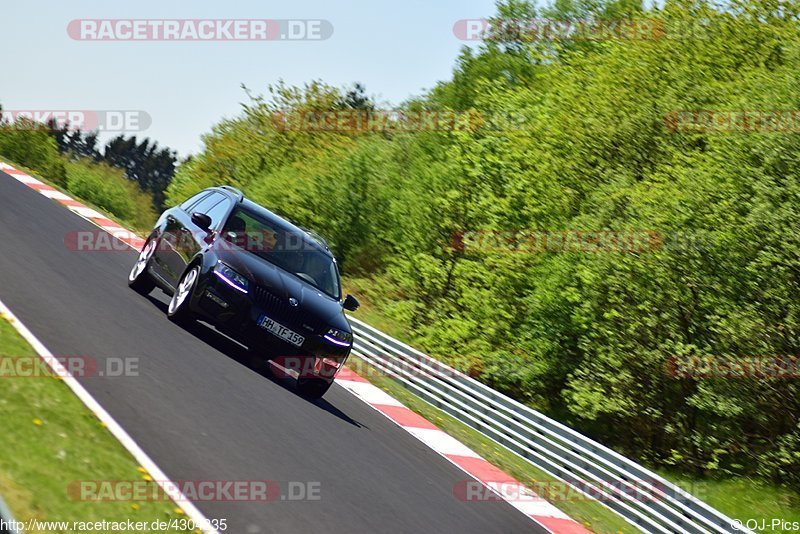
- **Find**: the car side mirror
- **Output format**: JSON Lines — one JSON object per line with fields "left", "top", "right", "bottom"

{"left": 343, "top": 294, "right": 360, "bottom": 312}
{"left": 191, "top": 212, "right": 213, "bottom": 231}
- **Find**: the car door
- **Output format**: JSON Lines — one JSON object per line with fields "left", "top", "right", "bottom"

{"left": 150, "top": 191, "right": 208, "bottom": 285}
{"left": 160, "top": 192, "right": 226, "bottom": 287}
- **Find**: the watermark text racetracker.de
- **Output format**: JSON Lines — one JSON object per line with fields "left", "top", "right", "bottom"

{"left": 665, "top": 110, "right": 800, "bottom": 133}
{"left": 65, "top": 229, "right": 331, "bottom": 253}
{"left": 453, "top": 17, "right": 708, "bottom": 42}
{"left": 451, "top": 229, "right": 718, "bottom": 254}
{"left": 453, "top": 478, "right": 707, "bottom": 502}
{"left": 68, "top": 19, "right": 333, "bottom": 41}
{"left": 69, "top": 479, "right": 321, "bottom": 502}
{"left": 0, "top": 355, "right": 139, "bottom": 378}
{"left": 667, "top": 355, "right": 800, "bottom": 379}
{"left": 235, "top": 354, "right": 476, "bottom": 381}
{"left": 1, "top": 110, "right": 151, "bottom": 132}
{"left": 270, "top": 109, "right": 531, "bottom": 132}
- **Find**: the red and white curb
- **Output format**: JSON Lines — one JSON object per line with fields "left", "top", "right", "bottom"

{"left": 0, "top": 161, "right": 145, "bottom": 250}
{"left": 333, "top": 368, "right": 589, "bottom": 533}
{"left": 0, "top": 161, "right": 589, "bottom": 534}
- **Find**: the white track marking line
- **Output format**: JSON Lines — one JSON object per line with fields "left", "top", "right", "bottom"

{"left": 39, "top": 189, "right": 74, "bottom": 201}
{"left": 334, "top": 379, "right": 562, "bottom": 533}
{"left": 68, "top": 205, "right": 106, "bottom": 219}
{"left": 0, "top": 300, "right": 219, "bottom": 534}
{"left": 403, "top": 427, "right": 482, "bottom": 458}
{"left": 336, "top": 379, "right": 405, "bottom": 407}
{"left": 512, "top": 498, "right": 572, "bottom": 519}
{"left": 13, "top": 174, "right": 44, "bottom": 185}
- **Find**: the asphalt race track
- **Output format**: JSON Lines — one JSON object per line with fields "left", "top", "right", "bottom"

{"left": 0, "top": 170, "right": 541, "bottom": 533}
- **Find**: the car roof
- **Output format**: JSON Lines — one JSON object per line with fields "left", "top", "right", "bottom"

{"left": 208, "top": 187, "right": 333, "bottom": 258}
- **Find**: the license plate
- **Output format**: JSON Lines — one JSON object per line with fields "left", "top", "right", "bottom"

{"left": 258, "top": 315, "right": 305, "bottom": 347}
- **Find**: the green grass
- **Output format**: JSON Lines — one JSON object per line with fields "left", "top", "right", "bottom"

{"left": 345, "top": 353, "right": 637, "bottom": 534}
{"left": 657, "top": 471, "right": 800, "bottom": 533}
{"left": 0, "top": 316, "right": 191, "bottom": 533}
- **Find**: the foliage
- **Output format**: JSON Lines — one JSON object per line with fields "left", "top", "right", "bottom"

{"left": 0, "top": 114, "right": 155, "bottom": 229}
{"left": 64, "top": 159, "right": 157, "bottom": 229}
{"left": 162, "top": 0, "right": 800, "bottom": 489}
{"left": 52, "top": 127, "right": 177, "bottom": 210}
{"left": 0, "top": 118, "right": 67, "bottom": 186}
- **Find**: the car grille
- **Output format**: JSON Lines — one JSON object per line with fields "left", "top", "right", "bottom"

{"left": 252, "top": 285, "right": 320, "bottom": 333}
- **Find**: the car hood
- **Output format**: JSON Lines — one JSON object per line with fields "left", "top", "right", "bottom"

{"left": 214, "top": 246, "right": 350, "bottom": 332}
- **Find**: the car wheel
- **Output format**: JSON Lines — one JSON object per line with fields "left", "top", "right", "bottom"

{"left": 296, "top": 377, "right": 333, "bottom": 400}
{"left": 128, "top": 238, "right": 157, "bottom": 295}
{"left": 168, "top": 265, "right": 200, "bottom": 324}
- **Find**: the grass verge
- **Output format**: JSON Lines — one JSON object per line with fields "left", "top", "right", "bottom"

{"left": 0, "top": 315, "right": 191, "bottom": 533}
{"left": 345, "top": 352, "right": 637, "bottom": 534}
{"left": 657, "top": 470, "right": 800, "bottom": 533}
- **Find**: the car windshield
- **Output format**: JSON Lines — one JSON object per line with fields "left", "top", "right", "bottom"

{"left": 222, "top": 207, "right": 341, "bottom": 299}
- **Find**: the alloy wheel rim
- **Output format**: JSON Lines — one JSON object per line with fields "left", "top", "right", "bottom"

{"left": 170, "top": 268, "right": 198, "bottom": 314}
{"left": 129, "top": 240, "right": 156, "bottom": 282}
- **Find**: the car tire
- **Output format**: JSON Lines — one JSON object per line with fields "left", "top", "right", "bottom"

{"left": 297, "top": 377, "right": 333, "bottom": 400}
{"left": 168, "top": 265, "right": 200, "bottom": 325}
{"left": 128, "top": 238, "right": 157, "bottom": 295}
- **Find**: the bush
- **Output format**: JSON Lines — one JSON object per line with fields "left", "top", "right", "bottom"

{"left": 64, "top": 160, "right": 156, "bottom": 229}
{"left": 0, "top": 121, "right": 156, "bottom": 232}
{"left": 162, "top": 0, "right": 800, "bottom": 489}
{"left": 0, "top": 122, "right": 67, "bottom": 186}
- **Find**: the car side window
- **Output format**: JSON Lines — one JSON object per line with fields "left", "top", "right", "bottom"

{"left": 191, "top": 193, "right": 225, "bottom": 215}
{"left": 205, "top": 199, "right": 233, "bottom": 230}
{"left": 180, "top": 192, "right": 210, "bottom": 212}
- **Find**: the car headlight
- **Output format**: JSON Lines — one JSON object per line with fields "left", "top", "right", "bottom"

{"left": 214, "top": 262, "right": 249, "bottom": 293}
{"left": 323, "top": 328, "right": 353, "bottom": 347}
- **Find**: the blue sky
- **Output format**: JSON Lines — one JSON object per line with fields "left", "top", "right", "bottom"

{"left": 1, "top": 0, "right": 497, "bottom": 157}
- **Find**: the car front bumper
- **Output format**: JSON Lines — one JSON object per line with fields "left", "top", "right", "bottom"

{"left": 194, "top": 275, "right": 351, "bottom": 382}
